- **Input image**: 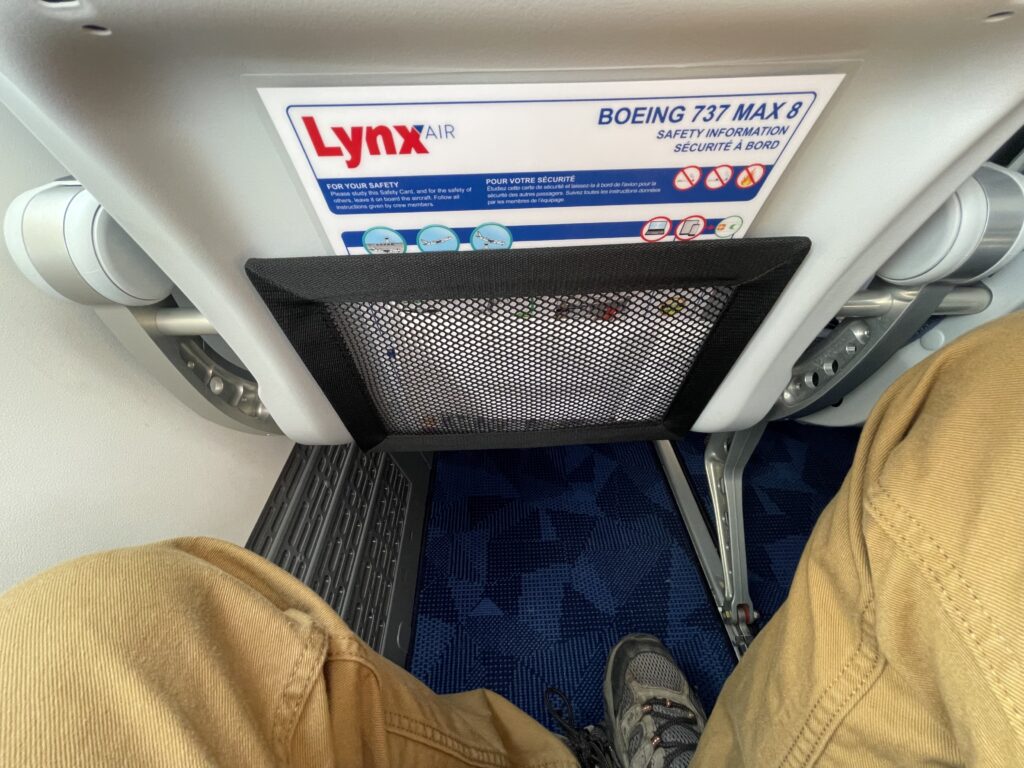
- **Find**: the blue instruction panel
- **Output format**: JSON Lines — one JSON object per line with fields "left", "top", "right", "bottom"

{"left": 260, "top": 75, "right": 843, "bottom": 254}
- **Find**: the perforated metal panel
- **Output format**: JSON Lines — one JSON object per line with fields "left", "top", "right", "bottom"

{"left": 247, "top": 444, "right": 431, "bottom": 664}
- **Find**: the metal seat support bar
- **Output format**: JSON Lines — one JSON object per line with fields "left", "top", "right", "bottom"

{"left": 705, "top": 422, "right": 765, "bottom": 631}
{"left": 654, "top": 440, "right": 727, "bottom": 608}
{"left": 655, "top": 422, "right": 766, "bottom": 658}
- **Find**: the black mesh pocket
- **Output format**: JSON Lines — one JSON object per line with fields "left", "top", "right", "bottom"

{"left": 247, "top": 238, "right": 808, "bottom": 451}
{"left": 328, "top": 287, "right": 732, "bottom": 435}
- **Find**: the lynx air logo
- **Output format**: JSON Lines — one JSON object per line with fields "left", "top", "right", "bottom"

{"left": 300, "top": 116, "right": 455, "bottom": 170}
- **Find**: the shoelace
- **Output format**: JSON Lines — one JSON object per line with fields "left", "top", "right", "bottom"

{"left": 640, "top": 697, "right": 700, "bottom": 767}
{"left": 543, "top": 687, "right": 619, "bottom": 768}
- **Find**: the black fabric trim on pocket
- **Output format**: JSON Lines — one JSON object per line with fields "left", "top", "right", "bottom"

{"left": 247, "top": 238, "right": 809, "bottom": 451}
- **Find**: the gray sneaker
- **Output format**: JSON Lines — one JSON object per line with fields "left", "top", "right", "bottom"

{"left": 603, "top": 634, "right": 707, "bottom": 768}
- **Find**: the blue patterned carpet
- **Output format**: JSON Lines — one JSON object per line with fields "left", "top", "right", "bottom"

{"left": 408, "top": 424, "right": 860, "bottom": 730}
{"left": 409, "top": 442, "right": 734, "bottom": 729}
{"left": 676, "top": 422, "right": 860, "bottom": 631}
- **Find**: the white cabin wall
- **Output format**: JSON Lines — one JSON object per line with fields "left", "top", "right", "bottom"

{"left": 0, "top": 104, "right": 293, "bottom": 592}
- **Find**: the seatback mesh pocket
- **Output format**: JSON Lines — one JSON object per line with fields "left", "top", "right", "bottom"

{"left": 327, "top": 286, "right": 732, "bottom": 435}
{"left": 245, "top": 238, "right": 810, "bottom": 450}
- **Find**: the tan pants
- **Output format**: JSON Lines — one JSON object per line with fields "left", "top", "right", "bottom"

{"left": 3, "top": 314, "right": 1024, "bottom": 767}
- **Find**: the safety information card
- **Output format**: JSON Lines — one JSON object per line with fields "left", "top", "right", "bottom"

{"left": 260, "top": 74, "right": 843, "bottom": 254}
